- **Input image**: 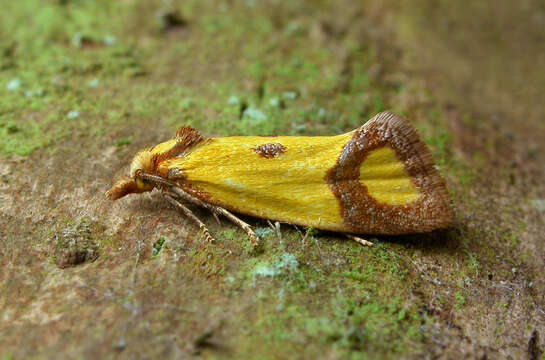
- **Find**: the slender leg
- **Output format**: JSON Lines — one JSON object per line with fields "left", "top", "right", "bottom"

{"left": 137, "top": 173, "right": 259, "bottom": 246}
{"left": 267, "top": 220, "right": 282, "bottom": 243}
{"left": 169, "top": 187, "right": 259, "bottom": 247}
{"left": 346, "top": 234, "right": 374, "bottom": 247}
{"left": 163, "top": 194, "right": 215, "bottom": 243}
{"left": 212, "top": 212, "right": 221, "bottom": 225}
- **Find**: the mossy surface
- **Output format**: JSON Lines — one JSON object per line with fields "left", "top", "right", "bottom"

{"left": 1, "top": 0, "right": 544, "bottom": 359}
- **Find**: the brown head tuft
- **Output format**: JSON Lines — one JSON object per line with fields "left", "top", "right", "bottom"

{"left": 175, "top": 125, "right": 204, "bottom": 146}
{"left": 153, "top": 126, "right": 205, "bottom": 164}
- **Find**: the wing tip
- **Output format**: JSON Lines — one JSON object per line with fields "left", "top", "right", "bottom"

{"left": 368, "top": 111, "right": 455, "bottom": 231}
{"left": 326, "top": 111, "right": 455, "bottom": 234}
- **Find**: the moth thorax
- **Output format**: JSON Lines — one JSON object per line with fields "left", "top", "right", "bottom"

{"left": 129, "top": 150, "right": 155, "bottom": 178}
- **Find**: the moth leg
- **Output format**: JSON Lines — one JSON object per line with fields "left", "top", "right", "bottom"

{"left": 212, "top": 212, "right": 221, "bottom": 225}
{"left": 346, "top": 234, "right": 374, "bottom": 247}
{"left": 214, "top": 207, "right": 259, "bottom": 247}
{"left": 163, "top": 194, "right": 215, "bottom": 243}
{"left": 169, "top": 187, "right": 259, "bottom": 247}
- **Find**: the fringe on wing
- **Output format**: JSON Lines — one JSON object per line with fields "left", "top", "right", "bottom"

{"left": 326, "top": 111, "right": 454, "bottom": 234}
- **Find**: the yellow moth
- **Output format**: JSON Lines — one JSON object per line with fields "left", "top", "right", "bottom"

{"left": 106, "top": 112, "right": 453, "bottom": 246}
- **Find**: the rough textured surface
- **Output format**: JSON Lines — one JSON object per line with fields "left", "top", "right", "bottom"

{"left": 1, "top": 0, "right": 544, "bottom": 359}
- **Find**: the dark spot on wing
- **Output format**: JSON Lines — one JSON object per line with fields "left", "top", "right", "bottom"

{"left": 252, "top": 143, "right": 287, "bottom": 158}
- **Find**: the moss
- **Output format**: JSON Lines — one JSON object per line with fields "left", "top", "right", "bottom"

{"left": 0, "top": 0, "right": 145, "bottom": 156}
{"left": 114, "top": 137, "right": 132, "bottom": 147}
{"left": 231, "top": 285, "right": 425, "bottom": 358}
{"left": 219, "top": 229, "right": 237, "bottom": 242}
{"left": 152, "top": 237, "right": 166, "bottom": 257}
{"left": 305, "top": 296, "right": 424, "bottom": 355}
{"left": 220, "top": 229, "right": 428, "bottom": 358}
{"left": 504, "top": 232, "right": 519, "bottom": 249}
{"left": 52, "top": 218, "right": 100, "bottom": 268}
{"left": 343, "top": 266, "right": 375, "bottom": 282}
{"left": 189, "top": 246, "right": 227, "bottom": 278}
{"left": 454, "top": 291, "right": 466, "bottom": 310}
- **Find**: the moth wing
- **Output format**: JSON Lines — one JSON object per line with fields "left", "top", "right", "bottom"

{"left": 326, "top": 111, "right": 454, "bottom": 234}
{"left": 158, "top": 133, "right": 354, "bottom": 231}
{"left": 159, "top": 112, "right": 453, "bottom": 235}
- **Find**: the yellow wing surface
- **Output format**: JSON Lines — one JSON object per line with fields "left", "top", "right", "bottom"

{"left": 107, "top": 112, "right": 453, "bottom": 234}
{"left": 159, "top": 133, "right": 353, "bottom": 231}
{"left": 154, "top": 113, "right": 452, "bottom": 234}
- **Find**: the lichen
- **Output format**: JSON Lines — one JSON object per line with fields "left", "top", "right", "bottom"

{"left": 52, "top": 219, "right": 99, "bottom": 268}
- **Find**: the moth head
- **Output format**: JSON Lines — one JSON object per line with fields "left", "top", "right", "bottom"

{"left": 106, "top": 126, "right": 204, "bottom": 201}
{"left": 105, "top": 176, "right": 149, "bottom": 200}
{"left": 106, "top": 149, "right": 157, "bottom": 200}
{"left": 129, "top": 149, "right": 155, "bottom": 179}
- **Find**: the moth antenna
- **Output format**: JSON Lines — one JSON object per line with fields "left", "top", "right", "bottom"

{"left": 137, "top": 172, "right": 176, "bottom": 187}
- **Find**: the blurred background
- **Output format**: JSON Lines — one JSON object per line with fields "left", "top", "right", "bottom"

{"left": 1, "top": 0, "right": 543, "bottom": 359}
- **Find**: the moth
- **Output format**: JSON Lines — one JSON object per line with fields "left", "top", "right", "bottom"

{"left": 106, "top": 112, "right": 453, "bottom": 247}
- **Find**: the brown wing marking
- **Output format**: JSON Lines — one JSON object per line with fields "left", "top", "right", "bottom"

{"left": 252, "top": 143, "right": 287, "bottom": 158}
{"left": 325, "top": 112, "right": 454, "bottom": 234}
